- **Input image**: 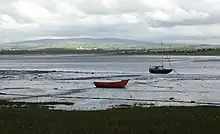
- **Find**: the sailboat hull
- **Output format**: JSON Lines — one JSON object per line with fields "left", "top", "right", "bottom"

{"left": 149, "top": 68, "right": 173, "bottom": 74}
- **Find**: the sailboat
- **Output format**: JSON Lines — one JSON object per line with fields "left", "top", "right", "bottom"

{"left": 149, "top": 42, "right": 173, "bottom": 74}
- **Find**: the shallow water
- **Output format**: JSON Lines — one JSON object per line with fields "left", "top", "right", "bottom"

{"left": 0, "top": 55, "right": 220, "bottom": 110}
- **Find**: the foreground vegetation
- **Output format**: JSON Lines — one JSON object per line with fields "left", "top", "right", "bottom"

{"left": 0, "top": 48, "right": 220, "bottom": 55}
{"left": 0, "top": 100, "right": 220, "bottom": 134}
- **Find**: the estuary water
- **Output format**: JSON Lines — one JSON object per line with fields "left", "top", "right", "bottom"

{"left": 0, "top": 54, "right": 220, "bottom": 110}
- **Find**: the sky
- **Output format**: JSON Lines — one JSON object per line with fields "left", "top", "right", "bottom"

{"left": 0, "top": 0, "right": 220, "bottom": 44}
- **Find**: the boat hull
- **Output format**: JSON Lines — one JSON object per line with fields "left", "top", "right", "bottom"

{"left": 94, "top": 79, "right": 129, "bottom": 88}
{"left": 149, "top": 68, "right": 173, "bottom": 74}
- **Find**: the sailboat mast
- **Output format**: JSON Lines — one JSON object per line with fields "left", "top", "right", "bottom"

{"left": 161, "top": 41, "right": 164, "bottom": 66}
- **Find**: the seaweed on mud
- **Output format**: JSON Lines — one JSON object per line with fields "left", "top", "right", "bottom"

{"left": 0, "top": 100, "right": 74, "bottom": 108}
{"left": 0, "top": 87, "right": 32, "bottom": 91}
{"left": 54, "top": 74, "right": 140, "bottom": 81}
{"left": 9, "top": 87, "right": 93, "bottom": 100}
{"left": 112, "top": 102, "right": 155, "bottom": 109}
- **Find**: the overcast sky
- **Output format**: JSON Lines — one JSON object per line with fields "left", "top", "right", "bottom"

{"left": 0, "top": 0, "right": 220, "bottom": 43}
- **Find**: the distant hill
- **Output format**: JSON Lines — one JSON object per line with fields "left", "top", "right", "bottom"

{"left": 1, "top": 37, "right": 220, "bottom": 50}
{"left": 3, "top": 38, "right": 157, "bottom": 50}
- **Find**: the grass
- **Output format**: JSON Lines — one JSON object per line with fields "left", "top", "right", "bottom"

{"left": 0, "top": 100, "right": 220, "bottom": 134}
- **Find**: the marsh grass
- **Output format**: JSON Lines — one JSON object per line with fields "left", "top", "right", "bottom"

{"left": 0, "top": 100, "right": 74, "bottom": 109}
{"left": 0, "top": 100, "right": 220, "bottom": 134}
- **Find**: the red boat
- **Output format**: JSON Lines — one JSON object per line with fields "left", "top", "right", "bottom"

{"left": 94, "top": 79, "right": 129, "bottom": 88}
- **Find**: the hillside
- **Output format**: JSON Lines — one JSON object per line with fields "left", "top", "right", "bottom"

{"left": 2, "top": 38, "right": 156, "bottom": 50}
{"left": 1, "top": 38, "right": 220, "bottom": 51}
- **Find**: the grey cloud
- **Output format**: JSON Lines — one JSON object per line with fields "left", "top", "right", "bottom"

{"left": 0, "top": 28, "right": 34, "bottom": 42}
{"left": 0, "top": 1, "right": 34, "bottom": 24}
{"left": 147, "top": 13, "right": 220, "bottom": 28}
{"left": 32, "top": 0, "right": 58, "bottom": 13}
{"left": 29, "top": 23, "right": 138, "bottom": 38}
{"left": 0, "top": 10, "right": 34, "bottom": 24}
{"left": 1, "top": 0, "right": 220, "bottom": 43}
{"left": 74, "top": 0, "right": 148, "bottom": 15}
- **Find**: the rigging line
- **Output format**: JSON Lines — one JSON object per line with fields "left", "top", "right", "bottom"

{"left": 161, "top": 41, "right": 164, "bottom": 66}
{"left": 164, "top": 49, "right": 181, "bottom": 75}
{"left": 167, "top": 56, "right": 181, "bottom": 75}
{"left": 161, "top": 41, "right": 181, "bottom": 75}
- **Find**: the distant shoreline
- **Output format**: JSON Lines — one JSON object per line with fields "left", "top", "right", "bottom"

{"left": 0, "top": 48, "right": 219, "bottom": 56}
